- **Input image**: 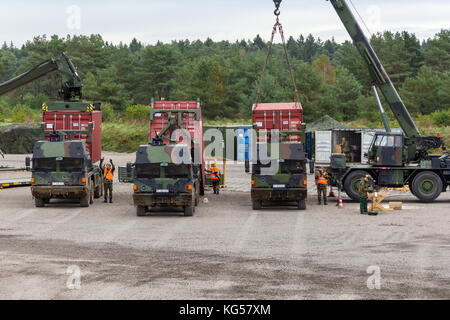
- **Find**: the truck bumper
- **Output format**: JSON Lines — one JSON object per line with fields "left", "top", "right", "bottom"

{"left": 133, "top": 193, "right": 193, "bottom": 207}
{"left": 31, "top": 186, "right": 88, "bottom": 199}
{"left": 251, "top": 188, "right": 307, "bottom": 201}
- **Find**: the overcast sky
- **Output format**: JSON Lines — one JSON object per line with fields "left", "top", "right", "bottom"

{"left": 1, "top": 0, "right": 449, "bottom": 47}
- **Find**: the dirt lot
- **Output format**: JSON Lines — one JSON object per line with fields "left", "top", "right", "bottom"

{"left": 0, "top": 152, "right": 449, "bottom": 299}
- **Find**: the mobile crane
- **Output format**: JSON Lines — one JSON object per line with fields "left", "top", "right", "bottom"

{"left": 323, "top": 0, "right": 449, "bottom": 202}
{"left": 0, "top": 53, "right": 104, "bottom": 207}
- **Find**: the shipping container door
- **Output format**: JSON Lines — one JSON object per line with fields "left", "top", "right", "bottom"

{"left": 361, "top": 131, "right": 376, "bottom": 164}
{"left": 315, "top": 131, "right": 332, "bottom": 164}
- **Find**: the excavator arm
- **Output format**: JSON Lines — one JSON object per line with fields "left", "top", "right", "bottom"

{"left": 0, "top": 52, "right": 82, "bottom": 101}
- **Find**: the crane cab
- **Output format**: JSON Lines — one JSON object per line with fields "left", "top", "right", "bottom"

{"left": 368, "top": 133, "right": 404, "bottom": 167}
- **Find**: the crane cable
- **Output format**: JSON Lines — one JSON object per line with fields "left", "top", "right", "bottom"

{"left": 254, "top": 0, "right": 300, "bottom": 108}
{"left": 349, "top": 0, "right": 373, "bottom": 38}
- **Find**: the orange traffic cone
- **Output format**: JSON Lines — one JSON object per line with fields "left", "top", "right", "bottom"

{"left": 338, "top": 197, "right": 344, "bottom": 209}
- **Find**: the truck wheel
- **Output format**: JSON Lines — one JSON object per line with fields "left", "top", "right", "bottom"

{"left": 94, "top": 183, "right": 100, "bottom": 199}
{"left": 80, "top": 193, "right": 90, "bottom": 207}
{"left": 136, "top": 206, "right": 146, "bottom": 217}
{"left": 411, "top": 171, "right": 443, "bottom": 202}
{"left": 252, "top": 200, "right": 262, "bottom": 210}
{"left": 35, "top": 198, "right": 45, "bottom": 208}
{"left": 297, "top": 199, "right": 306, "bottom": 210}
{"left": 89, "top": 181, "right": 94, "bottom": 204}
{"left": 184, "top": 206, "right": 194, "bottom": 217}
{"left": 344, "top": 170, "right": 370, "bottom": 202}
{"left": 409, "top": 181, "right": 418, "bottom": 197}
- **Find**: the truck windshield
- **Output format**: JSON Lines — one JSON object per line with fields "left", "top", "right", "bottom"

{"left": 135, "top": 164, "right": 160, "bottom": 179}
{"left": 33, "top": 158, "right": 57, "bottom": 172}
{"left": 253, "top": 160, "right": 304, "bottom": 174}
{"left": 33, "top": 158, "right": 83, "bottom": 171}
{"left": 165, "top": 164, "right": 190, "bottom": 178}
{"left": 280, "top": 160, "right": 304, "bottom": 174}
{"left": 59, "top": 158, "right": 83, "bottom": 171}
{"left": 252, "top": 161, "right": 277, "bottom": 174}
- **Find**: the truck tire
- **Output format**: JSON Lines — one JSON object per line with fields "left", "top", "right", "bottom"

{"left": 35, "top": 198, "right": 45, "bottom": 208}
{"left": 89, "top": 181, "right": 94, "bottom": 205}
{"left": 137, "top": 206, "right": 146, "bottom": 217}
{"left": 409, "top": 181, "right": 418, "bottom": 197}
{"left": 252, "top": 200, "right": 262, "bottom": 210}
{"left": 184, "top": 206, "right": 194, "bottom": 216}
{"left": 297, "top": 199, "right": 306, "bottom": 210}
{"left": 411, "top": 171, "right": 443, "bottom": 202}
{"left": 94, "top": 182, "right": 101, "bottom": 199}
{"left": 344, "top": 170, "right": 371, "bottom": 202}
{"left": 80, "top": 193, "right": 90, "bottom": 207}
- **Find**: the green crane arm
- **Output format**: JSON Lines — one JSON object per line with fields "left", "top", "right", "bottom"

{"left": 0, "top": 52, "right": 82, "bottom": 101}
{"left": 328, "top": 0, "right": 422, "bottom": 141}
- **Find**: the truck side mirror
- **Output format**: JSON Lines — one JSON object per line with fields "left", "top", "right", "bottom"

{"left": 245, "top": 160, "right": 250, "bottom": 173}
{"left": 25, "top": 157, "right": 31, "bottom": 171}
{"left": 126, "top": 162, "right": 132, "bottom": 177}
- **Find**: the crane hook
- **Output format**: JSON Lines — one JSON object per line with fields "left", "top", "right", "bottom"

{"left": 273, "top": 0, "right": 282, "bottom": 16}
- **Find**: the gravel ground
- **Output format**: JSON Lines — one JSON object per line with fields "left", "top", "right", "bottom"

{"left": 0, "top": 152, "right": 449, "bottom": 300}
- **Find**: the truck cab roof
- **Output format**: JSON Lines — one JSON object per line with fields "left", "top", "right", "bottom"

{"left": 32, "top": 140, "right": 87, "bottom": 159}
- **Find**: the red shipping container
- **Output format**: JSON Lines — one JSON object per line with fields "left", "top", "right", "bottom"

{"left": 42, "top": 110, "right": 102, "bottom": 163}
{"left": 252, "top": 102, "right": 303, "bottom": 142}
{"left": 150, "top": 100, "right": 205, "bottom": 189}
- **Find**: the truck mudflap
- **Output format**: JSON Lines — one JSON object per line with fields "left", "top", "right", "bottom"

{"left": 31, "top": 186, "right": 88, "bottom": 199}
{"left": 133, "top": 192, "right": 193, "bottom": 207}
{"left": 251, "top": 188, "right": 307, "bottom": 201}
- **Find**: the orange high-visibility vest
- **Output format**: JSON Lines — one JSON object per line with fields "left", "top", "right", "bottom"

{"left": 210, "top": 167, "right": 220, "bottom": 180}
{"left": 317, "top": 173, "right": 328, "bottom": 185}
{"left": 104, "top": 168, "right": 114, "bottom": 181}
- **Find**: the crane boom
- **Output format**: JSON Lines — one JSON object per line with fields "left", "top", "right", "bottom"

{"left": 328, "top": 0, "right": 422, "bottom": 142}
{"left": 0, "top": 52, "right": 82, "bottom": 101}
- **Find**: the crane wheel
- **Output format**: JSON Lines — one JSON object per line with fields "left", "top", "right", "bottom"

{"left": 411, "top": 171, "right": 443, "bottom": 203}
{"left": 344, "top": 170, "right": 372, "bottom": 202}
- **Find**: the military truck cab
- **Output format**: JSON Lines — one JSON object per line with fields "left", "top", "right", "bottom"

{"left": 368, "top": 132, "right": 405, "bottom": 167}
{"left": 121, "top": 144, "right": 200, "bottom": 217}
{"left": 27, "top": 140, "right": 102, "bottom": 207}
{"left": 251, "top": 142, "right": 308, "bottom": 210}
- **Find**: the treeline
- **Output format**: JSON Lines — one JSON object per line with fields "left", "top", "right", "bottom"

{"left": 0, "top": 30, "right": 448, "bottom": 125}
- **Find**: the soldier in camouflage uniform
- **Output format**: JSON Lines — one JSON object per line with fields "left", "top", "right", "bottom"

{"left": 341, "top": 137, "right": 351, "bottom": 162}
{"left": 315, "top": 167, "right": 328, "bottom": 205}
{"left": 358, "top": 175, "right": 373, "bottom": 214}
{"left": 100, "top": 158, "right": 115, "bottom": 203}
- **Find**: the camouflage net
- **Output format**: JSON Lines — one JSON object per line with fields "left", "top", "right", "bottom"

{"left": 305, "top": 115, "right": 353, "bottom": 132}
{"left": 0, "top": 124, "right": 41, "bottom": 154}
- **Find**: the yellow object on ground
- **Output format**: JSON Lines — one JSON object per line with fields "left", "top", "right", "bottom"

{"left": 389, "top": 202, "right": 403, "bottom": 210}
{"left": 368, "top": 192, "right": 394, "bottom": 213}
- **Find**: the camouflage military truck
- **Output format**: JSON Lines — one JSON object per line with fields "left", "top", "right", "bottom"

{"left": 251, "top": 141, "right": 308, "bottom": 210}
{"left": 121, "top": 143, "right": 201, "bottom": 216}
{"left": 0, "top": 52, "right": 105, "bottom": 206}
{"left": 250, "top": 101, "right": 307, "bottom": 210}
{"left": 26, "top": 137, "right": 103, "bottom": 207}
{"left": 119, "top": 100, "right": 205, "bottom": 217}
